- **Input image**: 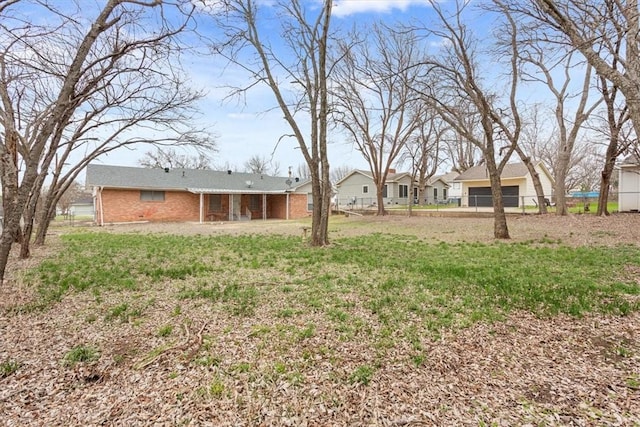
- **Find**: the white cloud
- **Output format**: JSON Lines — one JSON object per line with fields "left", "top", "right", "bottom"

{"left": 331, "top": 0, "right": 425, "bottom": 17}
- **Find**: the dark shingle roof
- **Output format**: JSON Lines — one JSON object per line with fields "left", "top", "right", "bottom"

{"left": 454, "top": 162, "right": 529, "bottom": 181}
{"left": 86, "top": 164, "right": 303, "bottom": 194}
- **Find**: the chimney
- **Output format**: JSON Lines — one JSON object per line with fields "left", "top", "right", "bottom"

{"left": 389, "top": 168, "right": 396, "bottom": 174}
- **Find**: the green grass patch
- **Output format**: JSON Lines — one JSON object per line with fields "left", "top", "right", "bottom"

{"left": 63, "top": 345, "right": 99, "bottom": 367}
{"left": 0, "top": 359, "right": 21, "bottom": 378}
{"left": 19, "top": 231, "right": 640, "bottom": 344}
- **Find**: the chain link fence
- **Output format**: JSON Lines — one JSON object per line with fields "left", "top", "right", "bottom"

{"left": 336, "top": 193, "right": 628, "bottom": 213}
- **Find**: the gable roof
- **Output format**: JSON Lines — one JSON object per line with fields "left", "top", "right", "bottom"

{"left": 454, "top": 162, "right": 530, "bottom": 181}
{"left": 621, "top": 154, "right": 640, "bottom": 166}
{"left": 426, "top": 176, "right": 450, "bottom": 187}
{"left": 435, "top": 171, "right": 460, "bottom": 183}
{"left": 335, "top": 169, "right": 413, "bottom": 186}
{"left": 86, "top": 164, "right": 303, "bottom": 194}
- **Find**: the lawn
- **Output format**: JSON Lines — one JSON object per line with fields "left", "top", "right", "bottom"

{"left": 1, "top": 216, "right": 639, "bottom": 425}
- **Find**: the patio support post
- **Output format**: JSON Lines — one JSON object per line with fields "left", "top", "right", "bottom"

{"left": 199, "top": 193, "right": 204, "bottom": 224}
{"left": 262, "top": 194, "right": 266, "bottom": 220}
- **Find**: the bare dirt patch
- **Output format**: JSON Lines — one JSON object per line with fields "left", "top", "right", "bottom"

{"left": 1, "top": 213, "right": 639, "bottom": 426}
{"left": 96, "top": 211, "right": 640, "bottom": 246}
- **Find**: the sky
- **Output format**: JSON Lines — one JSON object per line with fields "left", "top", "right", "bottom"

{"left": 98, "top": 0, "right": 438, "bottom": 177}
{"left": 14, "top": 0, "right": 581, "bottom": 181}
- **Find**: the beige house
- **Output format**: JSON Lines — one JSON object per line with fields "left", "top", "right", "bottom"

{"left": 455, "top": 162, "right": 554, "bottom": 208}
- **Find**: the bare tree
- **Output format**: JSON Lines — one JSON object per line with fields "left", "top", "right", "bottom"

{"left": 519, "top": 103, "right": 599, "bottom": 198}
{"left": 397, "top": 110, "right": 445, "bottom": 213}
{"left": 243, "top": 154, "right": 280, "bottom": 175}
{"left": 592, "top": 83, "right": 634, "bottom": 215}
{"left": 296, "top": 163, "right": 311, "bottom": 181}
{"left": 139, "top": 148, "right": 215, "bottom": 170}
{"left": 0, "top": 0, "right": 208, "bottom": 284}
{"left": 208, "top": 0, "right": 333, "bottom": 246}
{"left": 525, "top": 1, "right": 640, "bottom": 153}
{"left": 418, "top": 0, "right": 521, "bottom": 239}
{"left": 329, "top": 164, "right": 351, "bottom": 185}
{"left": 444, "top": 123, "right": 483, "bottom": 174}
{"left": 518, "top": 104, "right": 558, "bottom": 171}
{"left": 588, "top": 5, "right": 635, "bottom": 216}
{"left": 332, "top": 23, "right": 424, "bottom": 215}
{"left": 56, "top": 181, "right": 86, "bottom": 218}
{"left": 517, "top": 36, "right": 601, "bottom": 214}
{"left": 565, "top": 143, "right": 603, "bottom": 192}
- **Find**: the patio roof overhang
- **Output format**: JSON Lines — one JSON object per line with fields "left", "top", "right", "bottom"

{"left": 187, "top": 188, "right": 291, "bottom": 194}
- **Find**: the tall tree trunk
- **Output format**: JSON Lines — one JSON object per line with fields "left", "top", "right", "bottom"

{"left": 376, "top": 182, "right": 386, "bottom": 215}
{"left": 34, "top": 201, "right": 58, "bottom": 246}
{"left": 407, "top": 178, "right": 414, "bottom": 216}
{"left": 486, "top": 157, "right": 510, "bottom": 239}
{"left": 515, "top": 147, "right": 548, "bottom": 214}
{"left": 597, "top": 147, "right": 618, "bottom": 216}
{"left": 554, "top": 144, "right": 571, "bottom": 216}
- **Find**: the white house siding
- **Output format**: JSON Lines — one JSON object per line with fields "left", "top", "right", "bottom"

{"left": 619, "top": 165, "right": 640, "bottom": 212}
{"left": 523, "top": 165, "right": 554, "bottom": 204}
{"left": 336, "top": 172, "right": 415, "bottom": 207}
{"left": 336, "top": 172, "right": 378, "bottom": 207}
{"left": 448, "top": 181, "right": 462, "bottom": 199}
{"left": 70, "top": 203, "right": 95, "bottom": 217}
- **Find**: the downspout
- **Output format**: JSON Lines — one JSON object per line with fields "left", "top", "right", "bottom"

{"left": 97, "top": 186, "right": 104, "bottom": 226}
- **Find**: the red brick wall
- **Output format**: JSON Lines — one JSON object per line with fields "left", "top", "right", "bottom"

{"left": 289, "top": 193, "right": 311, "bottom": 219}
{"left": 99, "top": 189, "right": 200, "bottom": 223}
{"left": 269, "top": 194, "right": 310, "bottom": 219}
{"left": 97, "top": 189, "right": 310, "bottom": 223}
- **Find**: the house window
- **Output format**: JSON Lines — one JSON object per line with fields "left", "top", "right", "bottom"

{"left": 249, "top": 194, "right": 260, "bottom": 211}
{"left": 399, "top": 184, "right": 408, "bottom": 198}
{"left": 433, "top": 188, "right": 438, "bottom": 200}
{"left": 362, "top": 185, "right": 369, "bottom": 194}
{"left": 307, "top": 193, "right": 313, "bottom": 211}
{"left": 443, "top": 188, "right": 448, "bottom": 200}
{"left": 382, "top": 184, "right": 388, "bottom": 198}
{"left": 140, "top": 190, "right": 165, "bottom": 201}
{"left": 209, "top": 194, "right": 222, "bottom": 211}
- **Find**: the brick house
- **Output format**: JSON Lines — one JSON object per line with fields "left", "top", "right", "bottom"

{"left": 85, "top": 164, "right": 311, "bottom": 225}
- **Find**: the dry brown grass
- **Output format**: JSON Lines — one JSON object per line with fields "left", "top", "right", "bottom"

{"left": 1, "top": 213, "right": 639, "bottom": 426}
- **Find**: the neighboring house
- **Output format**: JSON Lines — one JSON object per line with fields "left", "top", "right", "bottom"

{"left": 85, "top": 164, "right": 310, "bottom": 225}
{"left": 69, "top": 195, "right": 94, "bottom": 217}
{"left": 425, "top": 175, "right": 451, "bottom": 204}
{"left": 434, "top": 171, "right": 462, "bottom": 202}
{"left": 619, "top": 154, "right": 640, "bottom": 212}
{"left": 454, "top": 162, "right": 554, "bottom": 208}
{"left": 335, "top": 169, "right": 450, "bottom": 207}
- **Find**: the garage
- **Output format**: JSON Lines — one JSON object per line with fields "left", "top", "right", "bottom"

{"left": 469, "top": 186, "right": 519, "bottom": 207}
